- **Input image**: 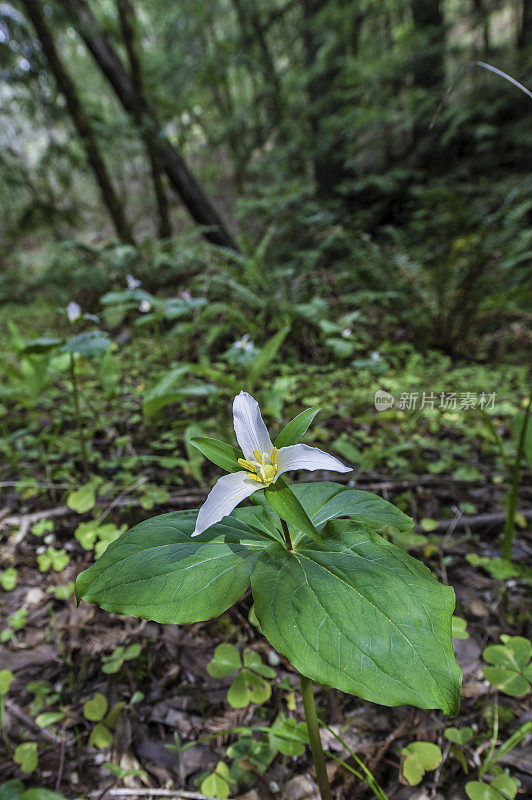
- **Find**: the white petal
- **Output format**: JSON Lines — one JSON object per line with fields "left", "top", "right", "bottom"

{"left": 66, "top": 301, "right": 81, "bottom": 322}
{"left": 192, "top": 471, "right": 262, "bottom": 536}
{"left": 275, "top": 444, "right": 351, "bottom": 478}
{"left": 232, "top": 391, "right": 273, "bottom": 460}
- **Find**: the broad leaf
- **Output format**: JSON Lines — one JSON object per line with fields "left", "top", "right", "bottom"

{"left": 466, "top": 782, "right": 506, "bottom": 800}
{"left": 292, "top": 482, "right": 414, "bottom": 533}
{"left": 243, "top": 649, "right": 276, "bottom": 678}
{"left": 61, "top": 331, "right": 110, "bottom": 358}
{"left": 274, "top": 407, "right": 321, "bottom": 449}
{"left": 251, "top": 519, "right": 461, "bottom": 714}
{"left": 401, "top": 741, "right": 442, "bottom": 785}
{"left": 207, "top": 643, "right": 242, "bottom": 678}
{"left": 445, "top": 726, "right": 474, "bottom": 745}
{"left": 76, "top": 511, "right": 266, "bottom": 624}
{"left": 264, "top": 479, "right": 324, "bottom": 544}
{"left": 227, "top": 668, "right": 271, "bottom": 707}
{"left": 484, "top": 636, "right": 531, "bottom": 671}
{"left": 22, "top": 337, "right": 64, "bottom": 354}
{"left": 0, "top": 781, "right": 24, "bottom": 800}
{"left": 83, "top": 693, "right": 108, "bottom": 721}
{"left": 14, "top": 742, "right": 38, "bottom": 774}
{"left": 89, "top": 723, "right": 113, "bottom": 749}
{"left": 482, "top": 667, "right": 530, "bottom": 697}
{"left": 201, "top": 764, "right": 231, "bottom": 799}
{"left": 191, "top": 436, "right": 242, "bottom": 472}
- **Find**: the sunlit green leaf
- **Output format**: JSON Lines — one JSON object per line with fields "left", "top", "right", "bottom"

{"left": 251, "top": 520, "right": 461, "bottom": 714}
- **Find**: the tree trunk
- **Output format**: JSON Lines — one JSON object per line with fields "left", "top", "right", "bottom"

{"left": 411, "top": 0, "right": 445, "bottom": 89}
{"left": 230, "top": 0, "right": 283, "bottom": 126}
{"left": 518, "top": 0, "right": 532, "bottom": 50}
{"left": 58, "top": 0, "right": 238, "bottom": 250}
{"left": 116, "top": 0, "right": 172, "bottom": 239}
{"left": 20, "top": 0, "right": 134, "bottom": 244}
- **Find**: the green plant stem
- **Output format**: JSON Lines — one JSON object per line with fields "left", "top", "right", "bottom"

{"left": 70, "top": 352, "right": 89, "bottom": 479}
{"left": 280, "top": 518, "right": 293, "bottom": 551}
{"left": 300, "top": 675, "right": 333, "bottom": 800}
{"left": 502, "top": 390, "right": 531, "bottom": 561}
{"left": 0, "top": 697, "right": 12, "bottom": 756}
{"left": 481, "top": 721, "right": 532, "bottom": 777}
{"left": 318, "top": 717, "right": 388, "bottom": 800}
{"left": 479, "top": 694, "right": 498, "bottom": 778}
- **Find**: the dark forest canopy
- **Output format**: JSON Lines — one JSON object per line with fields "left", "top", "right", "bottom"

{"left": 0, "top": 0, "right": 530, "bottom": 356}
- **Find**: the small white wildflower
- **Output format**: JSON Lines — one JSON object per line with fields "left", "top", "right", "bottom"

{"left": 232, "top": 333, "right": 254, "bottom": 353}
{"left": 178, "top": 289, "right": 192, "bottom": 303}
{"left": 342, "top": 327, "right": 352, "bottom": 338}
{"left": 66, "top": 301, "right": 81, "bottom": 322}
{"left": 370, "top": 351, "right": 380, "bottom": 360}
{"left": 139, "top": 299, "right": 152, "bottom": 313}
{"left": 126, "top": 274, "right": 142, "bottom": 290}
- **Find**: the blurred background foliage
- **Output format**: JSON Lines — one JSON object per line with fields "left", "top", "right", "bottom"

{"left": 0, "top": 0, "right": 530, "bottom": 465}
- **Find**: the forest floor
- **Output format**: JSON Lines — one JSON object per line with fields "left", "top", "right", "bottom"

{"left": 0, "top": 308, "right": 531, "bottom": 799}
{"left": 1, "top": 460, "right": 531, "bottom": 799}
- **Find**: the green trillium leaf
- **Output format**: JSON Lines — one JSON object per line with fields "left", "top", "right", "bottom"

{"left": 291, "top": 481, "right": 414, "bottom": 533}
{"left": 190, "top": 436, "right": 242, "bottom": 472}
{"left": 251, "top": 519, "right": 461, "bottom": 714}
{"left": 274, "top": 407, "right": 321, "bottom": 449}
{"left": 0, "top": 780, "right": 24, "bottom": 800}
{"left": 21, "top": 337, "right": 65, "bottom": 354}
{"left": 61, "top": 331, "right": 111, "bottom": 357}
{"left": 264, "top": 478, "right": 324, "bottom": 544}
{"left": 75, "top": 511, "right": 266, "bottom": 624}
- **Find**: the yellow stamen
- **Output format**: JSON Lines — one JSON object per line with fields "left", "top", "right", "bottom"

{"left": 238, "top": 458, "right": 257, "bottom": 472}
{"left": 271, "top": 447, "right": 278, "bottom": 464}
{"left": 252, "top": 449, "right": 263, "bottom": 463}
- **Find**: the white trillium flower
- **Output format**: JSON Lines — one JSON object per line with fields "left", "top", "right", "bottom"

{"left": 232, "top": 333, "right": 254, "bottom": 353}
{"left": 139, "top": 299, "right": 152, "bottom": 313}
{"left": 126, "top": 274, "right": 142, "bottom": 290}
{"left": 66, "top": 301, "right": 81, "bottom": 322}
{"left": 192, "top": 391, "right": 351, "bottom": 537}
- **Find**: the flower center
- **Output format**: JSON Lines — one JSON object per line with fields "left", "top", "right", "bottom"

{"left": 238, "top": 448, "right": 278, "bottom": 486}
